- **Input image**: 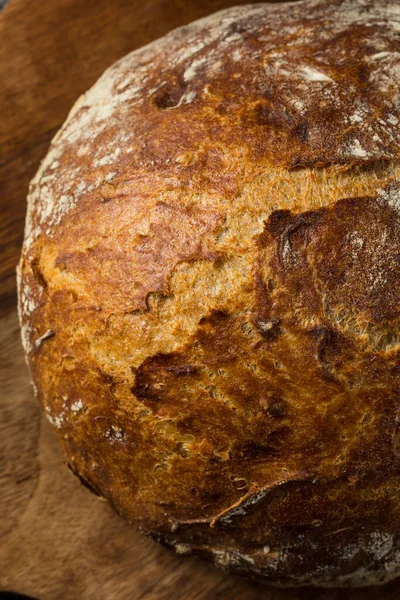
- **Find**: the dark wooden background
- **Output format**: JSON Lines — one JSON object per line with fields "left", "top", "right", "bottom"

{"left": 1, "top": 1, "right": 400, "bottom": 598}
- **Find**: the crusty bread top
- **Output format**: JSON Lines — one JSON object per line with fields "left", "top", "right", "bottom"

{"left": 23, "top": 0, "right": 400, "bottom": 254}
{"left": 18, "top": 0, "right": 400, "bottom": 587}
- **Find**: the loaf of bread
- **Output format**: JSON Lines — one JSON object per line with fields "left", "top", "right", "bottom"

{"left": 18, "top": 0, "right": 400, "bottom": 587}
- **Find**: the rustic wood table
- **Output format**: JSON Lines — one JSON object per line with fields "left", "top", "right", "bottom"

{"left": 1, "top": 1, "right": 399, "bottom": 598}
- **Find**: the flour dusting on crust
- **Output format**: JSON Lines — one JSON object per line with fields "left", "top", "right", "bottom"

{"left": 23, "top": 0, "right": 400, "bottom": 253}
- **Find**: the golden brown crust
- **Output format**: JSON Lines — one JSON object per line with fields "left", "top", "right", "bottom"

{"left": 18, "top": 0, "right": 400, "bottom": 587}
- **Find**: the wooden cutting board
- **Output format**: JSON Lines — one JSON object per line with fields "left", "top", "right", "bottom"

{"left": 1, "top": 1, "right": 399, "bottom": 598}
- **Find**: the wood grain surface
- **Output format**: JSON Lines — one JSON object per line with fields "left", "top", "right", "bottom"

{"left": 1, "top": 1, "right": 400, "bottom": 598}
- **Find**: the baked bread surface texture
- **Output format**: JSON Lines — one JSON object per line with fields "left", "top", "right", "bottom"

{"left": 18, "top": 0, "right": 400, "bottom": 587}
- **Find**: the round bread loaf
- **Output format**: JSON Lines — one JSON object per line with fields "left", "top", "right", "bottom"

{"left": 18, "top": 0, "right": 400, "bottom": 587}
